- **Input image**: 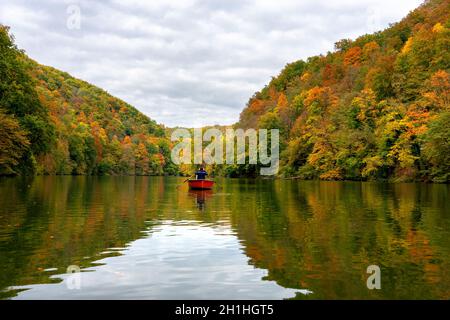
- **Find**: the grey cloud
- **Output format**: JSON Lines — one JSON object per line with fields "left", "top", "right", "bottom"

{"left": 0, "top": 0, "right": 422, "bottom": 127}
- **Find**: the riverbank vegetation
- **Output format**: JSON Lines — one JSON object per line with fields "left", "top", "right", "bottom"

{"left": 0, "top": 25, "right": 178, "bottom": 176}
{"left": 1, "top": 0, "right": 449, "bottom": 182}
{"left": 237, "top": 0, "right": 449, "bottom": 182}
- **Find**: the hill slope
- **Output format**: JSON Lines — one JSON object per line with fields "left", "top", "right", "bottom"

{"left": 0, "top": 25, "right": 177, "bottom": 176}
{"left": 237, "top": 0, "right": 450, "bottom": 182}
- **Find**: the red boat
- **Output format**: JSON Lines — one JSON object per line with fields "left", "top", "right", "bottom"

{"left": 188, "top": 179, "right": 214, "bottom": 190}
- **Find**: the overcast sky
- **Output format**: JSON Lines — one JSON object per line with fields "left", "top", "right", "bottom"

{"left": 0, "top": 0, "right": 422, "bottom": 127}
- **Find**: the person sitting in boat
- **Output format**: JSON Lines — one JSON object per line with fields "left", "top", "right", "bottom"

{"left": 195, "top": 167, "right": 208, "bottom": 180}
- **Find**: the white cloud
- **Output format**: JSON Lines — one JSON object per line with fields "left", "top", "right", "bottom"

{"left": 0, "top": 0, "right": 423, "bottom": 127}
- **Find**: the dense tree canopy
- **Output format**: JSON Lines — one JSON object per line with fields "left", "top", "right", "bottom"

{"left": 0, "top": 25, "right": 177, "bottom": 176}
{"left": 1, "top": 0, "right": 449, "bottom": 182}
{"left": 237, "top": 0, "right": 450, "bottom": 182}
{"left": 0, "top": 25, "right": 55, "bottom": 175}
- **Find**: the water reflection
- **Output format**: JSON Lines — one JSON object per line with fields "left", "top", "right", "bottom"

{"left": 188, "top": 190, "right": 213, "bottom": 211}
{"left": 0, "top": 177, "right": 448, "bottom": 299}
{"left": 12, "top": 221, "right": 304, "bottom": 299}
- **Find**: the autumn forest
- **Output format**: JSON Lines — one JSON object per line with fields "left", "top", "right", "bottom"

{"left": 1, "top": 0, "right": 449, "bottom": 182}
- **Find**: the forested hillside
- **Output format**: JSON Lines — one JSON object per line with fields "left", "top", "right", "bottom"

{"left": 1, "top": 0, "right": 449, "bottom": 181}
{"left": 238, "top": 0, "right": 449, "bottom": 182}
{"left": 0, "top": 25, "right": 177, "bottom": 176}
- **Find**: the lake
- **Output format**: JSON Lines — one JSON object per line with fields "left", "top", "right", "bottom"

{"left": 0, "top": 176, "right": 449, "bottom": 299}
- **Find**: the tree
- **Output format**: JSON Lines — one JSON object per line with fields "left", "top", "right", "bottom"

{"left": 343, "top": 47, "right": 362, "bottom": 66}
{"left": 135, "top": 142, "right": 150, "bottom": 175}
{"left": 334, "top": 39, "right": 353, "bottom": 52}
{"left": 421, "top": 112, "right": 450, "bottom": 182}
{"left": 0, "top": 110, "right": 30, "bottom": 175}
{"left": 423, "top": 70, "right": 450, "bottom": 110}
{"left": 120, "top": 136, "right": 135, "bottom": 175}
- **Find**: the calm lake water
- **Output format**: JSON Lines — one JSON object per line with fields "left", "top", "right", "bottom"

{"left": 0, "top": 176, "right": 449, "bottom": 299}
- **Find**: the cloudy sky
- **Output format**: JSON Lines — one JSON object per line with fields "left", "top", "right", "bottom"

{"left": 0, "top": 0, "right": 422, "bottom": 127}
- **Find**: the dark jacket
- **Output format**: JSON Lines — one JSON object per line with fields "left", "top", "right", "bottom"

{"left": 195, "top": 170, "right": 208, "bottom": 180}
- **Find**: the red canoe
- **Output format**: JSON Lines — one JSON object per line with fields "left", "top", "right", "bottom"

{"left": 188, "top": 179, "right": 214, "bottom": 190}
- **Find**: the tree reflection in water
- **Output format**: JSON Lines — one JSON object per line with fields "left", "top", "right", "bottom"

{"left": 0, "top": 176, "right": 448, "bottom": 299}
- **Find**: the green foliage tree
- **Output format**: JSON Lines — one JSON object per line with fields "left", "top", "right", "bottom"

{"left": 421, "top": 112, "right": 450, "bottom": 182}
{"left": 0, "top": 110, "right": 30, "bottom": 175}
{"left": 0, "top": 25, "right": 55, "bottom": 174}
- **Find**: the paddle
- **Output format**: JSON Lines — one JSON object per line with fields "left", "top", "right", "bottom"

{"left": 176, "top": 175, "right": 194, "bottom": 188}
